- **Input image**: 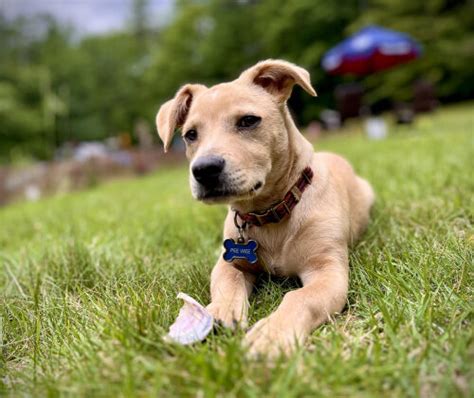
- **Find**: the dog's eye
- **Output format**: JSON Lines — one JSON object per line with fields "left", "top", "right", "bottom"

{"left": 237, "top": 115, "right": 261, "bottom": 129}
{"left": 184, "top": 129, "right": 198, "bottom": 142}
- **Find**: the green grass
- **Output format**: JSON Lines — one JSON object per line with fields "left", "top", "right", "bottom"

{"left": 1, "top": 103, "right": 473, "bottom": 397}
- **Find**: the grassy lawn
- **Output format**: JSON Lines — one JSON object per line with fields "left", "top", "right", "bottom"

{"left": 1, "top": 104, "right": 473, "bottom": 397}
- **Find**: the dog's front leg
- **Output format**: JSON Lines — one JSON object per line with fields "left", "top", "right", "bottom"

{"left": 244, "top": 254, "right": 348, "bottom": 358}
{"left": 206, "top": 259, "right": 255, "bottom": 329}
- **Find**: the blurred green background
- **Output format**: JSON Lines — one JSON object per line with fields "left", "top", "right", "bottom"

{"left": 1, "top": 0, "right": 473, "bottom": 162}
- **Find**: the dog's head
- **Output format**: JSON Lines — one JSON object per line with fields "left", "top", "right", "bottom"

{"left": 156, "top": 59, "right": 316, "bottom": 204}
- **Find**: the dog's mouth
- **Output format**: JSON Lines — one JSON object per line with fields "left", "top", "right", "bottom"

{"left": 197, "top": 181, "right": 263, "bottom": 202}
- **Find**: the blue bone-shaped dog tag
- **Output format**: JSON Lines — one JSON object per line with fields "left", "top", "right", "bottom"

{"left": 223, "top": 239, "right": 258, "bottom": 264}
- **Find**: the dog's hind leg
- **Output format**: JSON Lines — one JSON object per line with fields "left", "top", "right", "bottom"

{"left": 349, "top": 176, "right": 375, "bottom": 244}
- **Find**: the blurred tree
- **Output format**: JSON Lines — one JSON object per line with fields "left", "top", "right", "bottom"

{"left": 0, "top": 0, "right": 473, "bottom": 162}
{"left": 131, "top": 0, "right": 150, "bottom": 40}
{"left": 198, "top": 0, "right": 260, "bottom": 80}
{"left": 143, "top": 1, "right": 208, "bottom": 105}
{"left": 0, "top": 16, "right": 69, "bottom": 160}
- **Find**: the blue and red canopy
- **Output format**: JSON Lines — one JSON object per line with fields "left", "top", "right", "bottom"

{"left": 322, "top": 25, "right": 422, "bottom": 75}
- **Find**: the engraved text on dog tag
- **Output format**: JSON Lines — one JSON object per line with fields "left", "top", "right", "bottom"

{"left": 223, "top": 239, "right": 258, "bottom": 264}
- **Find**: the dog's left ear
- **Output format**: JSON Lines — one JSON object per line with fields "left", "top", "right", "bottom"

{"left": 239, "top": 59, "right": 317, "bottom": 102}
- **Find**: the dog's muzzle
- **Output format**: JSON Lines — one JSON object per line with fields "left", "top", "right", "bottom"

{"left": 192, "top": 155, "right": 226, "bottom": 192}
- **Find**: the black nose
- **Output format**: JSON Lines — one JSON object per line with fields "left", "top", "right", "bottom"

{"left": 192, "top": 155, "right": 226, "bottom": 188}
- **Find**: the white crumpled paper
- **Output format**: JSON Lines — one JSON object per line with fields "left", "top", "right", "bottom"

{"left": 164, "top": 293, "right": 214, "bottom": 345}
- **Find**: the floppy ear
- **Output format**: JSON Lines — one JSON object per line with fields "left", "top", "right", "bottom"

{"left": 155, "top": 84, "right": 206, "bottom": 152}
{"left": 239, "top": 59, "right": 317, "bottom": 102}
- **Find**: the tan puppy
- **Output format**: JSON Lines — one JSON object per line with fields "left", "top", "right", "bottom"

{"left": 156, "top": 59, "right": 374, "bottom": 358}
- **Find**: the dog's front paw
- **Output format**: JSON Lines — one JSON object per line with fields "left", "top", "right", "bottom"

{"left": 243, "top": 315, "right": 304, "bottom": 359}
{"left": 206, "top": 300, "right": 248, "bottom": 329}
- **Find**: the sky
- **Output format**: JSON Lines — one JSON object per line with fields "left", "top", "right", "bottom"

{"left": 0, "top": 0, "right": 174, "bottom": 35}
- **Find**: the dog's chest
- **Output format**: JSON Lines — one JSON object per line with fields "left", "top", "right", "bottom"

{"left": 249, "top": 227, "right": 301, "bottom": 276}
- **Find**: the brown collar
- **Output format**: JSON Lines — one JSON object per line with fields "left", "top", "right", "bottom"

{"left": 235, "top": 167, "right": 314, "bottom": 227}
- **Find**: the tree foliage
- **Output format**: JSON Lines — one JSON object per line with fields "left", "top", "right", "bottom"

{"left": 0, "top": 0, "right": 472, "bottom": 162}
